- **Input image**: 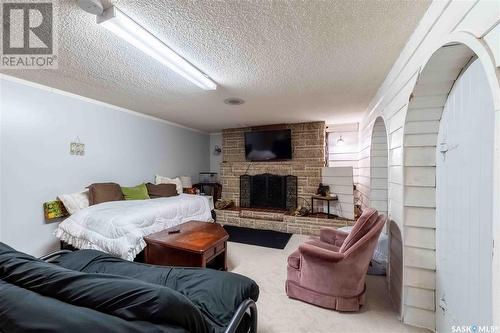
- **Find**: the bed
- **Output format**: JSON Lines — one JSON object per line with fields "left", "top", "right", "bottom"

{"left": 0, "top": 243, "right": 258, "bottom": 333}
{"left": 54, "top": 194, "right": 213, "bottom": 260}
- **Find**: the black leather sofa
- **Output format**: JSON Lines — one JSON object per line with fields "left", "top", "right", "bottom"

{"left": 0, "top": 243, "right": 258, "bottom": 333}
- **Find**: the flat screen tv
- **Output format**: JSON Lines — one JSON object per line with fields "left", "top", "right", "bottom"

{"left": 244, "top": 129, "right": 292, "bottom": 161}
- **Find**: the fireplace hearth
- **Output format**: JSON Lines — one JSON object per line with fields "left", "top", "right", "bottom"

{"left": 240, "top": 173, "right": 297, "bottom": 210}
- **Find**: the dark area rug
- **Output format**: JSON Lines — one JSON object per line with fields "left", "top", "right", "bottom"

{"left": 223, "top": 225, "right": 292, "bottom": 249}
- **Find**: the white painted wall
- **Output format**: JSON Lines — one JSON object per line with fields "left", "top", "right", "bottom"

{"left": 357, "top": 0, "right": 500, "bottom": 330}
{"left": 209, "top": 133, "right": 223, "bottom": 173}
{"left": 321, "top": 167, "right": 354, "bottom": 220}
{"left": 0, "top": 76, "right": 210, "bottom": 257}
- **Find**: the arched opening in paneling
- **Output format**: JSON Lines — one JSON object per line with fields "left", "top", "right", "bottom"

{"left": 388, "top": 220, "right": 403, "bottom": 317}
{"left": 401, "top": 39, "right": 499, "bottom": 331}
{"left": 370, "top": 117, "right": 388, "bottom": 216}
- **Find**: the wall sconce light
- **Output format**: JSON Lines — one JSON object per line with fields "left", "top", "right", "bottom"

{"left": 214, "top": 145, "right": 222, "bottom": 155}
{"left": 336, "top": 135, "right": 345, "bottom": 146}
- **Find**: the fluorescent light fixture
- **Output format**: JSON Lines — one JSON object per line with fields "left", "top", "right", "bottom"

{"left": 97, "top": 6, "right": 217, "bottom": 90}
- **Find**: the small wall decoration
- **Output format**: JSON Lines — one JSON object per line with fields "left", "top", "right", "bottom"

{"left": 43, "top": 200, "right": 69, "bottom": 220}
{"left": 70, "top": 137, "right": 85, "bottom": 156}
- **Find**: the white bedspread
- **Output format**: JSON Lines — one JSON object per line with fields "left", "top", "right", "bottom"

{"left": 54, "top": 194, "right": 213, "bottom": 260}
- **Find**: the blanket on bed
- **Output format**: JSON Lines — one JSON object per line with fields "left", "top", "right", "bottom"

{"left": 54, "top": 194, "right": 212, "bottom": 260}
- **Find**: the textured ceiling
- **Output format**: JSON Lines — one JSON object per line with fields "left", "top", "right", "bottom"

{"left": 1, "top": 0, "right": 430, "bottom": 132}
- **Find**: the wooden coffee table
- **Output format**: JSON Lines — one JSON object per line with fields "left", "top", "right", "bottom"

{"left": 143, "top": 221, "right": 229, "bottom": 270}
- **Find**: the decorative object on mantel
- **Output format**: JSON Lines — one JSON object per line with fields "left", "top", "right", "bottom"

{"left": 294, "top": 197, "right": 311, "bottom": 216}
{"left": 294, "top": 206, "right": 309, "bottom": 217}
{"left": 215, "top": 199, "right": 234, "bottom": 210}
{"left": 316, "top": 183, "right": 330, "bottom": 197}
{"left": 43, "top": 200, "right": 69, "bottom": 220}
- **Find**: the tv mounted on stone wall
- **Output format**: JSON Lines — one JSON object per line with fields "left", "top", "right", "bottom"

{"left": 244, "top": 129, "right": 292, "bottom": 161}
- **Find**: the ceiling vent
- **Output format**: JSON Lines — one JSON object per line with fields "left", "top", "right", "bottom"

{"left": 224, "top": 98, "right": 245, "bottom": 105}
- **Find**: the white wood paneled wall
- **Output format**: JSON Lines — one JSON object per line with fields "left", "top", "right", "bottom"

{"left": 326, "top": 123, "right": 361, "bottom": 210}
{"left": 321, "top": 167, "right": 355, "bottom": 220}
{"left": 327, "top": 123, "right": 359, "bottom": 168}
{"left": 370, "top": 118, "right": 388, "bottom": 216}
{"left": 357, "top": 124, "right": 371, "bottom": 211}
{"left": 356, "top": 0, "right": 500, "bottom": 330}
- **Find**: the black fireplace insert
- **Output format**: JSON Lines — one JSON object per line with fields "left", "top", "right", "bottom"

{"left": 240, "top": 173, "right": 297, "bottom": 210}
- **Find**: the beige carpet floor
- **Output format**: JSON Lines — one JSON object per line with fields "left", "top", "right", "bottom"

{"left": 226, "top": 234, "right": 431, "bottom": 333}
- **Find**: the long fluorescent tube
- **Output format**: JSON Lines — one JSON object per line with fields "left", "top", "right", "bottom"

{"left": 97, "top": 6, "right": 217, "bottom": 90}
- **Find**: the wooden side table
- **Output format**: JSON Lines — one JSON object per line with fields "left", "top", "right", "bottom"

{"left": 143, "top": 221, "right": 229, "bottom": 270}
{"left": 311, "top": 195, "right": 340, "bottom": 218}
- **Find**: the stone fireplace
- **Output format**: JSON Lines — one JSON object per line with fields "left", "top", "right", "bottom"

{"left": 214, "top": 121, "right": 355, "bottom": 235}
{"left": 219, "top": 122, "right": 326, "bottom": 209}
{"left": 240, "top": 173, "right": 297, "bottom": 210}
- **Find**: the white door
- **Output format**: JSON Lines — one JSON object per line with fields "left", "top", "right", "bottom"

{"left": 436, "top": 59, "right": 494, "bottom": 332}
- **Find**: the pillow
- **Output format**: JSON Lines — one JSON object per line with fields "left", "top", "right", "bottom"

{"left": 87, "top": 183, "right": 124, "bottom": 205}
{"left": 58, "top": 189, "right": 89, "bottom": 215}
{"left": 145, "top": 183, "right": 178, "bottom": 198}
{"left": 155, "top": 175, "right": 183, "bottom": 194}
{"left": 121, "top": 183, "right": 150, "bottom": 200}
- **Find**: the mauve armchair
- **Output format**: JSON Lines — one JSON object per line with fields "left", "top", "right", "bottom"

{"left": 285, "top": 208, "right": 386, "bottom": 311}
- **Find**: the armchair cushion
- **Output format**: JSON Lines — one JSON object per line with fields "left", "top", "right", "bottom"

{"left": 319, "top": 227, "right": 348, "bottom": 246}
{"left": 299, "top": 243, "right": 344, "bottom": 262}
{"left": 306, "top": 238, "right": 340, "bottom": 253}
{"left": 340, "top": 208, "right": 378, "bottom": 253}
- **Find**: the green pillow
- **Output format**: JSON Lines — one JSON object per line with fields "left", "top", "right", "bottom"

{"left": 121, "top": 183, "right": 150, "bottom": 200}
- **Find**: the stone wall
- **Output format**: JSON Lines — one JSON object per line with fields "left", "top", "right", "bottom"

{"left": 220, "top": 122, "right": 326, "bottom": 208}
